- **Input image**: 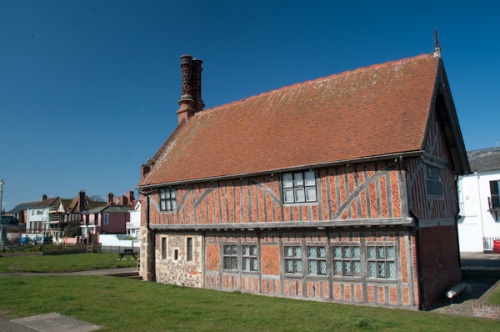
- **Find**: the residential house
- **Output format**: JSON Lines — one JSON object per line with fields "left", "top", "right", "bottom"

{"left": 457, "top": 147, "right": 500, "bottom": 252}
{"left": 137, "top": 49, "right": 470, "bottom": 310}
{"left": 127, "top": 201, "right": 141, "bottom": 239}
{"left": 46, "top": 191, "right": 106, "bottom": 243}
{"left": 25, "top": 195, "right": 60, "bottom": 242}
{"left": 84, "top": 192, "right": 135, "bottom": 243}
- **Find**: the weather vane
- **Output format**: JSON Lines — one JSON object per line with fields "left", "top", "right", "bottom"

{"left": 434, "top": 29, "right": 440, "bottom": 49}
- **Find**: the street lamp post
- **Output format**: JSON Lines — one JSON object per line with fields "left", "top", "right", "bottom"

{"left": 0, "top": 179, "right": 4, "bottom": 217}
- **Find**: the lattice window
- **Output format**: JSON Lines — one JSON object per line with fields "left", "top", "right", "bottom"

{"left": 282, "top": 171, "right": 317, "bottom": 203}
{"left": 333, "top": 245, "right": 361, "bottom": 277}
{"left": 186, "top": 237, "right": 193, "bottom": 261}
{"left": 367, "top": 246, "right": 396, "bottom": 279}
{"left": 425, "top": 165, "right": 444, "bottom": 197}
{"left": 284, "top": 246, "right": 303, "bottom": 274}
{"left": 159, "top": 187, "right": 177, "bottom": 211}
{"left": 307, "top": 246, "right": 327, "bottom": 275}
{"left": 242, "top": 245, "right": 258, "bottom": 272}
{"left": 223, "top": 245, "right": 238, "bottom": 270}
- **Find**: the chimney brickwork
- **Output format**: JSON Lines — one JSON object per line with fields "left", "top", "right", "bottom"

{"left": 177, "top": 54, "right": 203, "bottom": 123}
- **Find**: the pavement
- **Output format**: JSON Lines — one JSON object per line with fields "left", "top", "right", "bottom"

{"left": 0, "top": 253, "right": 499, "bottom": 331}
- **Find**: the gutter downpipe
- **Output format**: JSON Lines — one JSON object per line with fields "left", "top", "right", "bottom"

{"left": 143, "top": 192, "right": 155, "bottom": 282}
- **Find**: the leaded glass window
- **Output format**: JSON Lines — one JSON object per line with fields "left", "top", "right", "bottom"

{"left": 284, "top": 246, "right": 303, "bottom": 274}
{"left": 282, "top": 171, "right": 317, "bottom": 203}
{"left": 187, "top": 237, "right": 193, "bottom": 261}
{"left": 333, "top": 245, "right": 361, "bottom": 277}
{"left": 242, "top": 245, "right": 258, "bottom": 272}
{"left": 159, "top": 187, "right": 177, "bottom": 211}
{"left": 223, "top": 245, "right": 238, "bottom": 270}
{"left": 367, "top": 246, "right": 396, "bottom": 279}
{"left": 307, "top": 246, "right": 327, "bottom": 275}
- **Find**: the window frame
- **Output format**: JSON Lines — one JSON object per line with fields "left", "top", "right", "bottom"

{"left": 161, "top": 237, "right": 167, "bottom": 260}
{"left": 367, "top": 245, "right": 396, "bottom": 279}
{"left": 307, "top": 246, "right": 327, "bottom": 276}
{"left": 425, "top": 164, "right": 444, "bottom": 198}
{"left": 332, "top": 245, "right": 361, "bottom": 277}
{"left": 282, "top": 170, "right": 318, "bottom": 204}
{"left": 223, "top": 244, "right": 238, "bottom": 270}
{"left": 489, "top": 180, "right": 500, "bottom": 209}
{"left": 242, "top": 245, "right": 258, "bottom": 272}
{"left": 159, "top": 187, "right": 177, "bottom": 212}
{"left": 284, "top": 246, "right": 303, "bottom": 275}
{"left": 186, "top": 237, "right": 193, "bottom": 262}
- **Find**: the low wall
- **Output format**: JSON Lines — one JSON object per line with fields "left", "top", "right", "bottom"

{"left": 99, "top": 234, "right": 140, "bottom": 248}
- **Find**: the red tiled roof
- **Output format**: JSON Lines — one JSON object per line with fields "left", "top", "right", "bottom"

{"left": 140, "top": 53, "right": 440, "bottom": 187}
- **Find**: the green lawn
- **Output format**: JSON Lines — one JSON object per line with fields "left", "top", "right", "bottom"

{"left": 0, "top": 276, "right": 498, "bottom": 332}
{"left": 0, "top": 254, "right": 498, "bottom": 331}
{"left": 0, "top": 253, "right": 136, "bottom": 273}
{"left": 486, "top": 282, "right": 500, "bottom": 306}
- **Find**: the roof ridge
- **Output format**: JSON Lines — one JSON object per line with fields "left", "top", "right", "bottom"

{"left": 196, "top": 53, "right": 433, "bottom": 116}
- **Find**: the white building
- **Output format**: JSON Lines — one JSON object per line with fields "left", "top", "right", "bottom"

{"left": 457, "top": 147, "right": 500, "bottom": 252}
{"left": 127, "top": 201, "right": 141, "bottom": 239}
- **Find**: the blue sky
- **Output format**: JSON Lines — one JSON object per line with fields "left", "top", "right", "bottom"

{"left": 1, "top": 0, "right": 499, "bottom": 211}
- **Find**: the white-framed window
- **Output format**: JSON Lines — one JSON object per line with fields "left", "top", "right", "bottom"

{"left": 284, "top": 246, "right": 303, "bottom": 274}
{"left": 333, "top": 245, "right": 361, "bottom": 277}
{"left": 186, "top": 237, "right": 193, "bottom": 261}
{"left": 367, "top": 246, "right": 396, "bottom": 279}
{"left": 223, "top": 245, "right": 238, "bottom": 270}
{"left": 159, "top": 187, "right": 177, "bottom": 211}
{"left": 307, "top": 246, "right": 327, "bottom": 275}
{"left": 103, "top": 213, "right": 109, "bottom": 225}
{"left": 242, "top": 245, "right": 258, "bottom": 272}
{"left": 425, "top": 165, "right": 444, "bottom": 197}
{"left": 282, "top": 170, "right": 317, "bottom": 203}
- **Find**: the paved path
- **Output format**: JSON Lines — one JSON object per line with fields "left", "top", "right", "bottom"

{"left": 0, "top": 268, "right": 139, "bottom": 331}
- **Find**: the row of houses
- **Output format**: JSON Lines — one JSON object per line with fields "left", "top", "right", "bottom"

{"left": 6, "top": 190, "right": 140, "bottom": 244}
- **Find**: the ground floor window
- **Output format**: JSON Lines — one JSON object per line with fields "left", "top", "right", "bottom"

{"left": 333, "top": 245, "right": 361, "bottom": 277}
{"left": 242, "top": 245, "right": 258, "bottom": 272}
{"left": 367, "top": 246, "right": 396, "bottom": 279}
{"left": 285, "top": 246, "right": 303, "bottom": 274}
{"left": 307, "top": 246, "right": 327, "bottom": 275}
{"left": 223, "top": 245, "right": 238, "bottom": 270}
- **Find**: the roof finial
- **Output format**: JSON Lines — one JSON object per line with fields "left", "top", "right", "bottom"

{"left": 433, "top": 29, "right": 441, "bottom": 57}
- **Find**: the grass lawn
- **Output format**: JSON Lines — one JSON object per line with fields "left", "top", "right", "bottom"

{"left": 0, "top": 253, "right": 136, "bottom": 273}
{"left": 486, "top": 282, "right": 500, "bottom": 306}
{"left": 0, "top": 276, "right": 499, "bottom": 332}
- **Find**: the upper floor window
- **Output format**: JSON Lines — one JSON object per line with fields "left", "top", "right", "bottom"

{"left": 282, "top": 171, "right": 317, "bottom": 203}
{"left": 425, "top": 165, "right": 444, "bottom": 197}
{"left": 103, "top": 213, "right": 109, "bottom": 225}
{"left": 490, "top": 180, "right": 500, "bottom": 209}
{"left": 159, "top": 187, "right": 177, "bottom": 211}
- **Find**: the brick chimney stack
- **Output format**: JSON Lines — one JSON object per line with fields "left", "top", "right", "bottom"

{"left": 78, "top": 190, "right": 86, "bottom": 211}
{"left": 177, "top": 54, "right": 203, "bottom": 123}
{"left": 107, "top": 192, "right": 114, "bottom": 206}
{"left": 42, "top": 194, "right": 47, "bottom": 201}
